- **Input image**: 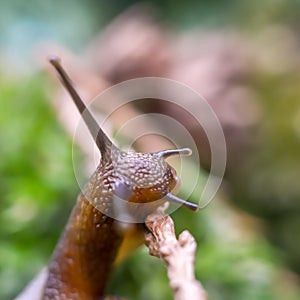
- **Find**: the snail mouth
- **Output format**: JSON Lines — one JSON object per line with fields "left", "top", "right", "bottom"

{"left": 113, "top": 183, "right": 198, "bottom": 211}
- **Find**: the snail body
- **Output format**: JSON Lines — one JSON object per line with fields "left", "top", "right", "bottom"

{"left": 44, "top": 57, "right": 198, "bottom": 299}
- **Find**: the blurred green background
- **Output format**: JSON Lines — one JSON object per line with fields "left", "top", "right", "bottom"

{"left": 1, "top": 0, "right": 300, "bottom": 299}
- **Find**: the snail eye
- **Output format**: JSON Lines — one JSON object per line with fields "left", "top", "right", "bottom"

{"left": 172, "top": 176, "right": 181, "bottom": 195}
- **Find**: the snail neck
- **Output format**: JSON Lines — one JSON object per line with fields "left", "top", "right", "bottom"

{"left": 44, "top": 193, "right": 123, "bottom": 299}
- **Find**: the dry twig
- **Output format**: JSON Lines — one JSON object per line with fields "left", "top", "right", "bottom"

{"left": 145, "top": 203, "right": 207, "bottom": 300}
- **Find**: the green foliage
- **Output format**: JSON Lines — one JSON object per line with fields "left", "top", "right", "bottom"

{"left": 230, "top": 70, "right": 300, "bottom": 274}
{"left": 0, "top": 74, "right": 79, "bottom": 299}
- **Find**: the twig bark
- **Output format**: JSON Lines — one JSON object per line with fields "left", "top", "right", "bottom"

{"left": 145, "top": 203, "right": 207, "bottom": 300}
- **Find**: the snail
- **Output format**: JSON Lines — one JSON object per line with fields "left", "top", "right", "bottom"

{"left": 43, "top": 56, "right": 198, "bottom": 299}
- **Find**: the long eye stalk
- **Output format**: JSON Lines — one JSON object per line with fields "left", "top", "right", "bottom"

{"left": 48, "top": 55, "right": 113, "bottom": 157}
